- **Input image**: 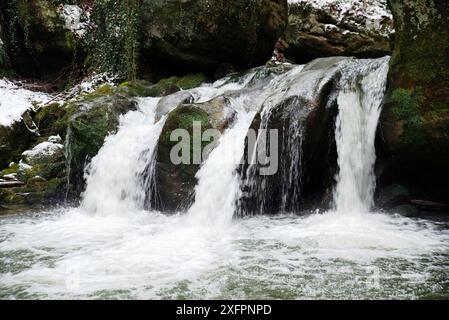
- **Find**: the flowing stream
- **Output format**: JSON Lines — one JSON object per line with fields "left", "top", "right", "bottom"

{"left": 1, "top": 59, "right": 449, "bottom": 299}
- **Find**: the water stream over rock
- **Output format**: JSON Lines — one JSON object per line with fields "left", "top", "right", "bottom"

{"left": 1, "top": 58, "right": 448, "bottom": 299}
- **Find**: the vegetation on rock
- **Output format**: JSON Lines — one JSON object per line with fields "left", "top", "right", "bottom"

{"left": 380, "top": 0, "right": 449, "bottom": 200}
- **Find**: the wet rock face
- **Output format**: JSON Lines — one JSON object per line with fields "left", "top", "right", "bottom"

{"left": 239, "top": 57, "right": 349, "bottom": 215}
{"left": 380, "top": 0, "right": 449, "bottom": 200}
{"left": 141, "top": 0, "right": 288, "bottom": 73}
{"left": 283, "top": 0, "right": 394, "bottom": 63}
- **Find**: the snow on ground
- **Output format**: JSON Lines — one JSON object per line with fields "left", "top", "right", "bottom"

{"left": 0, "top": 79, "right": 51, "bottom": 127}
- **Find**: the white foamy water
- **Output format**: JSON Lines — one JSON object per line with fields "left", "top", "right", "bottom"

{"left": 0, "top": 209, "right": 448, "bottom": 299}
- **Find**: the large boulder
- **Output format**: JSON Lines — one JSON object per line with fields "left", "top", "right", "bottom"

{"left": 0, "top": 135, "right": 66, "bottom": 205}
{"left": 141, "top": 0, "right": 288, "bottom": 74}
{"left": 64, "top": 86, "right": 138, "bottom": 197}
{"left": 2, "top": 0, "right": 287, "bottom": 81}
{"left": 149, "top": 96, "right": 236, "bottom": 212}
{"left": 148, "top": 63, "right": 296, "bottom": 212}
{"left": 283, "top": 0, "right": 394, "bottom": 63}
{"left": 380, "top": 0, "right": 449, "bottom": 201}
{"left": 239, "top": 57, "right": 349, "bottom": 214}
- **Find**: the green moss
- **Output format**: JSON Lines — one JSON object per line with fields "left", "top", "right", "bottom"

{"left": 83, "top": 85, "right": 115, "bottom": 100}
{"left": 399, "top": 115, "right": 427, "bottom": 146}
{"left": 86, "top": 0, "right": 141, "bottom": 80}
{"left": 68, "top": 112, "right": 109, "bottom": 167}
{"left": 118, "top": 80, "right": 154, "bottom": 97}
{"left": 34, "top": 102, "right": 70, "bottom": 137}
{"left": 0, "top": 188, "right": 25, "bottom": 204}
{"left": 1, "top": 163, "right": 20, "bottom": 176}
{"left": 176, "top": 73, "right": 207, "bottom": 89}
{"left": 146, "top": 74, "right": 207, "bottom": 97}
{"left": 391, "top": 89, "right": 422, "bottom": 119}
{"left": 65, "top": 32, "right": 75, "bottom": 51}
{"left": 161, "top": 107, "right": 209, "bottom": 145}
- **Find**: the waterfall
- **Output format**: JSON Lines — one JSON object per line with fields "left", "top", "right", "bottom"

{"left": 78, "top": 68, "right": 267, "bottom": 217}
{"left": 4, "top": 58, "right": 449, "bottom": 300}
{"left": 186, "top": 67, "right": 301, "bottom": 226}
{"left": 80, "top": 97, "right": 164, "bottom": 215}
{"left": 333, "top": 57, "right": 390, "bottom": 214}
{"left": 74, "top": 57, "right": 389, "bottom": 219}
{"left": 187, "top": 97, "right": 256, "bottom": 227}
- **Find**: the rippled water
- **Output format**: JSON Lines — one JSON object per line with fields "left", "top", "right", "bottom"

{"left": 1, "top": 208, "right": 448, "bottom": 299}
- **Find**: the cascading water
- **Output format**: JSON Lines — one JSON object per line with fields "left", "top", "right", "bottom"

{"left": 187, "top": 96, "right": 257, "bottom": 227}
{"left": 81, "top": 97, "right": 164, "bottom": 215}
{"left": 333, "top": 57, "right": 390, "bottom": 214}
{"left": 1, "top": 58, "right": 449, "bottom": 300}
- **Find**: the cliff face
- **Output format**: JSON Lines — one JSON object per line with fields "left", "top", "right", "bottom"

{"left": 380, "top": 0, "right": 449, "bottom": 199}
{"left": 0, "top": 0, "right": 288, "bottom": 83}
{"left": 141, "top": 0, "right": 288, "bottom": 74}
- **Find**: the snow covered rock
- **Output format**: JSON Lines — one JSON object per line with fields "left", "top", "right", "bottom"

{"left": 284, "top": 0, "right": 394, "bottom": 62}
{"left": 22, "top": 136, "right": 64, "bottom": 163}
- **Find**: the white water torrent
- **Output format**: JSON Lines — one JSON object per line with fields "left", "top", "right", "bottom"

{"left": 80, "top": 98, "right": 163, "bottom": 216}
{"left": 187, "top": 98, "right": 256, "bottom": 227}
{"left": 333, "top": 57, "right": 390, "bottom": 214}
{"left": 1, "top": 59, "right": 449, "bottom": 299}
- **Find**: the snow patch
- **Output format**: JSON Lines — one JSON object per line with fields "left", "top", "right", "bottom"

{"left": 0, "top": 80, "right": 51, "bottom": 127}
{"left": 79, "top": 73, "right": 118, "bottom": 94}
{"left": 22, "top": 136, "right": 63, "bottom": 160}
{"left": 58, "top": 4, "right": 90, "bottom": 38}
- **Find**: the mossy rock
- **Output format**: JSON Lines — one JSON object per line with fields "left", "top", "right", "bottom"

{"left": 380, "top": 0, "right": 449, "bottom": 200}
{"left": 65, "top": 86, "right": 137, "bottom": 196}
{"left": 118, "top": 80, "right": 155, "bottom": 97}
{"left": 150, "top": 96, "right": 236, "bottom": 212}
{"left": 0, "top": 176, "right": 66, "bottom": 206}
{"left": 147, "top": 74, "right": 207, "bottom": 97}
{"left": 0, "top": 112, "right": 37, "bottom": 169}
{"left": 33, "top": 102, "right": 69, "bottom": 137}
